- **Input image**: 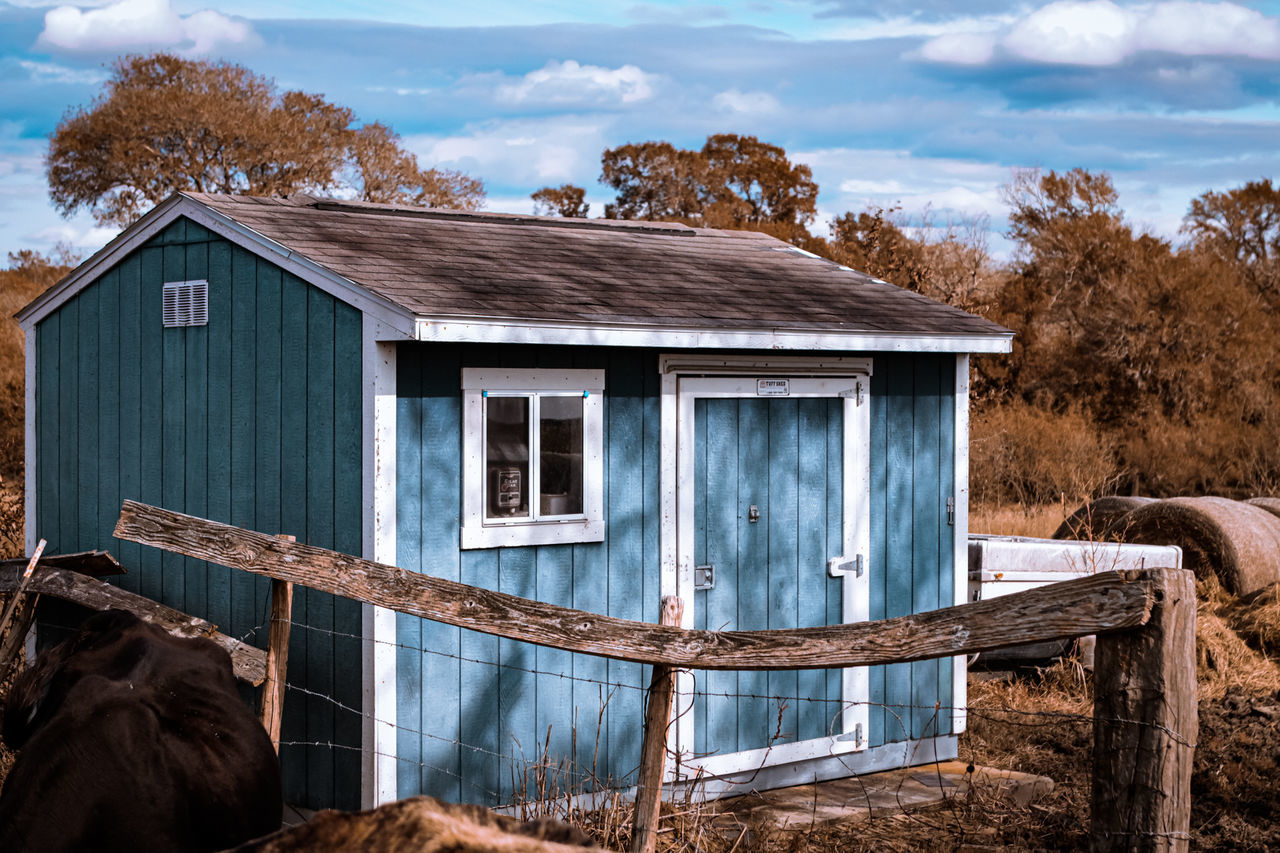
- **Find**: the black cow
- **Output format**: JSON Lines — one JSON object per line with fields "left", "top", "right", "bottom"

{"left": 0, "top": 609, "right": 282, "bottom": 852}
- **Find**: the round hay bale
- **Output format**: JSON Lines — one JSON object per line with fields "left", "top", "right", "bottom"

{"left": 1104, "top": 497, "right": 1280, "bottom": 595}
{"left": 1245, "top": 496, "right": 1280, "bottom": 521}
{"left": 1052, "top": 496, "right": 1158, "bottom": 541}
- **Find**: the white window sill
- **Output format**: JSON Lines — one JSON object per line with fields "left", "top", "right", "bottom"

{"left": 460, "top": 519, "right": 605, "bottom": 550}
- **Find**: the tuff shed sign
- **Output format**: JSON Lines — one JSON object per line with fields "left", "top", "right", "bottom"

{"left": 756, "top": 378, "right": 789, "bottom": 396}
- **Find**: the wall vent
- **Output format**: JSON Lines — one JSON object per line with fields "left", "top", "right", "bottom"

{"left": 162, "top": 280, "right": 209, "bottom": 328}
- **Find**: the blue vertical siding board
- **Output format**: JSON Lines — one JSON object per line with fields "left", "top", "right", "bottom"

{"left": 56, "top": 298, "right": 78, "bottom": 559}
{"left": 883, "top": 357, "right": 915, "bottom": 745}
{"left": 395, "top": 347, "right": 425, "bottom": 797}
{"left": 824, "top": 398, "right": 846, "bottom": 739}
{"left": 115, "top": 254, "right": 142, "bottom": 592}
{"left": 937, "top": 360, "right": 956, "bottom": 737}
{"left": 418, "top": 344, "right": 462, "bottom": 804}
{"left": 183, "top": 240, "right": 209, "bottom": 615}
{"left": 535, "top": 545, "right": 574, "bottom": 787}
{"left": 75, "top": 285, "right": 99, "bottom": 554}
{"left": 204, "top": 240, "right": 233, "bottom": 631}
{"left": 497, "top": 547, "right": 538, "bottom": 802}
{"left": 867, "top": 379, "right": 888, "bottom": 747}
{"left": 604, "top": 352, "right": 644, "bottom": 785}
{"left": 160, "top": 243, "right": 186, "bottom": 608}
{"left": 137, "top": 247, "right": 164, "bottom": 603}
{"left": 737, "top": 399, "right": 769, "bottom": 751}
{"left": 304, "top": 287, "right": 337, "bottom": 807}
{"left": 692, "top": 398, "right": 708, "bottom": 755}
{"left": 36, "top": 315, "right": 58, "bottom": 555}
{"left": 704, "top": 398, "right": 739, "bottom": 755}
{"left": 797, "top": 398, "right": 829, "bottom": 742}
{"left": 228, "top": 247, "right": 258, "bottom": 646}
{"left": 911, "top": 358, "right": 942, "bottom": 741}
{"left": 461, "top": 549, "right": 502, "bottom": 804}
{"left": 767, "top": 399, "right": 799, "bottom": 746}
{"left": 272, "top": 267, "right": 304, "bottom": 804}
{"left": 96, "top": 271, "right": 120, "bottom": 587}
{"left": 332, "top": 303, "right": 365, "bottom": 810}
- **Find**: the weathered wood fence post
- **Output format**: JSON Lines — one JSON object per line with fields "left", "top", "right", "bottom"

{"left": 258, "top": 534, "right": 296, "bottom": 752}
{"left": 1091, "top": 566, "right": 1196, "bottom": 853}
{"left": 630, "top": 595, "right": 684, "bottom": 853}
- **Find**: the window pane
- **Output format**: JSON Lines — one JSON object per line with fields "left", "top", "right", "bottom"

{"left": 539, "top": 395, "right": 584, "bottom": 517}
{"left": 486, "top": 397, "right": 529, "bottom": 519}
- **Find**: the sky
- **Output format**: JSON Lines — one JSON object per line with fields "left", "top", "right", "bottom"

{"left": 2, "top": 0, "right": 1280, "bottom": 261}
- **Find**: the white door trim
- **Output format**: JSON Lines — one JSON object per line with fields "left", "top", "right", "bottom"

{"left": 662, "top": 368, "right": 872, "bottom": 780}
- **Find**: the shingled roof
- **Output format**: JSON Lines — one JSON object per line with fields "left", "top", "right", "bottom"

{"left": 21, "top": 192, "right": 1011, "bottom": 352}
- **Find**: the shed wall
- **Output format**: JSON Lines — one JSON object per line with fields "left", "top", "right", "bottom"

{"left": 33, "top": 216, "right": 365, "bottom": 810}
{"left": 395, "top": 346, "right": 957, "bottom": 805}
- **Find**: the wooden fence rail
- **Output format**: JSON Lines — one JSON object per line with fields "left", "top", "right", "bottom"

{"left": 110, "top": 500, "right": 1195, "bottom": 853}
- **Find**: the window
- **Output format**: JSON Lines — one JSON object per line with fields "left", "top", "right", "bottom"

{"left": 461, "top": 368, "right": 605, "bottom": 549}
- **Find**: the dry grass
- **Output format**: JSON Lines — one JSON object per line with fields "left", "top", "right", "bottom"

{"left": 970, "top": 501, "right": 1068, "bottom": 538}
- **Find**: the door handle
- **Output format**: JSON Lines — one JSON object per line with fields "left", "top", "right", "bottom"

{"left": 694, "top": 565, "right": 715, "bottom": 590}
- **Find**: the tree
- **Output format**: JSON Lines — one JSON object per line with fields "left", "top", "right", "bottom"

{"left": 597, "top": 134, "right": 818, "bottom": 242}
{"left": 699, "top": 133, "right": 817, "bottom": 234}
{"left": 826, "top": 206, "right": 931, "bottom": 293}
{"left": 1183, "top": 178, "right": 1280, "bottom": 304}
{"left": 530, "top": 184, "right": 589, "bottom": 218}
{"left": 347, "top": 123, "right": 483, "bottom": 210}
{"left": 599, "top": 141, "right": 706, "bottom": 222}
{"left": 47, "top": 53, "right": 483, "bottom": 226}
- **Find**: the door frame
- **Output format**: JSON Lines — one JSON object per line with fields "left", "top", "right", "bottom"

{"left": 659, "top": 355, "right": 872, "bottom": 780}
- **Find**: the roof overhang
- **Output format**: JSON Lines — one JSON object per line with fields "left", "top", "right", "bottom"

{"left": 413, "top": 315, "right": 1013, "bottom": 354}
{"left": 17, "top": 194, "right": 417, "bottom": 339}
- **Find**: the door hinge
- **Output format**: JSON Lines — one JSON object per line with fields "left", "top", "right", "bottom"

{"left": 946, "top": 497, "right": 955, "bottom": 526}
{"left": 828, "top": 554, "right": 864, "bottom": 578}
{"left": 837, "top": 723, "right": 865, "bottom": 747}
{"left": 839, "top": 378, "right": 867, "bottom": 406}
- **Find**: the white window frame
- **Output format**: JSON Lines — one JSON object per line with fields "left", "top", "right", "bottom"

{"left": 461, "top": 368, "right": 605, "bottom": 549}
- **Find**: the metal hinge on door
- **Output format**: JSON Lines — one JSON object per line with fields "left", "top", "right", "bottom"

{"left": 828, "top": 554, "right": 864, "bottom": 578}
{"left": 838, "top": 378, "right": 867, "bottom": 406}
{"left": 837, "top": 723, "right": 865, "bottom": 747}
{"left": 947, "top": 497, "right": 955, "bottom": 526}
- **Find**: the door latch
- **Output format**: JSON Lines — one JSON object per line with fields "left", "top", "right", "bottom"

{"left": 828, "top": 554, "right": 864, "bottom": 578}
{"left": 694, "top": 565, "right": 715, "bottom": 590}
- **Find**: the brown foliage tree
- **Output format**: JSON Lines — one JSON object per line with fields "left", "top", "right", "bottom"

{"left": 598, "top": 134, "right": 817, "bottom": 242}
{"left": 1183, "top": 178, "right": 1280, "bottom": 305}
{"left": 826, "top": 206, "right": 931, "bottom": 292}
{"left": 530, "top": 184, "right": 589, "bottom": 218}
{"left": 47, "top": 53, "right": 483, "bottom": 226}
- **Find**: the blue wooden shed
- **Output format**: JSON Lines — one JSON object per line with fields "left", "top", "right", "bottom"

{"left": 18, "top": 193, "right": 1011, "bottom": 811}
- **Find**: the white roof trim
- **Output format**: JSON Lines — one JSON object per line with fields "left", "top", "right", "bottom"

{"left": 17, "top": 195, "right": 416, "bottom": 339}
{"left": 415, "top": 316, "right": 1013, "bottom": 354}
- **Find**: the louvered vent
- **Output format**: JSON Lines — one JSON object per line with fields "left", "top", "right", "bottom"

{"left": 162, "top": 280, "right": 209, "bottom": 328}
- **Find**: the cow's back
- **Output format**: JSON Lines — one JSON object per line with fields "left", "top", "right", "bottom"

{"left": 0, "top": 610, "right": 281, "bottom": 852}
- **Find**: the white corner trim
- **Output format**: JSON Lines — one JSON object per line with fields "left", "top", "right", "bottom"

{"left": 362, "top": 319, "right": 399, "bottom": 808}
{"left": 23, "top": 322, "right": 36, "bottom": 557}
{"left": 419, "top": 317, "right": 1012, "bottom": 354}
{"left": 18, "top": 195, "right": 417, "bottom": 340}
{"left": 952, "top": 354, "right": 970, "bottom": 735}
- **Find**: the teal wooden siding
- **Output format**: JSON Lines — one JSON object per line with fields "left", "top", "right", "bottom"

{"left": 33, "top": 217, "right": 364, "bottom": 810}
{"left": 396, "top": 347, "right": 957, "bottom": 804}
{"left": 396, "top": 344, "right": 662, "bottom": 806}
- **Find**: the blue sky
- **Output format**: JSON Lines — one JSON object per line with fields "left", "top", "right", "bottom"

{"left": 2, "top": 0, "right": 1280, "bottom": 260}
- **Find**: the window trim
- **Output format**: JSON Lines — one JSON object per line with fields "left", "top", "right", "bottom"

{"left": 461, "top": 368, "right": 605, "bottom": 549}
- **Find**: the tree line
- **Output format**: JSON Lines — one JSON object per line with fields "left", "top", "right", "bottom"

{"left": 31, "top": 53, "right": 1280, "bottom": 502}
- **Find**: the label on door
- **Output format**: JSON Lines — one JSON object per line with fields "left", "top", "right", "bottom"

{"left": 756, "top": 378, "right": 790, "bottom": 397}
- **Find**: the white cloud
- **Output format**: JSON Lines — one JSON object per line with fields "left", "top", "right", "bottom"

{"left": 495, "top": 60, "right": 656, "bottom": 106}
{"left": 712, "top": 88, "right": 781, "bottom": 114}
{"left": 16, "top": 59, "right": 109, "bottom": 86}
{"left": 39, "top": 0, "right": 252, "bottom": 54}
{"left": 918, "top": 32, "right": 998, "bottom": 65}
{"left": 407, "top": 117, "right": 613, "bottom": 186}
{"left": 919, "top": 0, "right": 1280, "bottom": 66}
{"left": 27, "top": 222, "right": 120, "bottom": 250}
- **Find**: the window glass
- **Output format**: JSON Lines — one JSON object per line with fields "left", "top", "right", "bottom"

{"left": 539, "top": 395, "right": 584, "bottom": 517}
{"left": 485, "top": 396, "right": 529, "bottom": 519}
